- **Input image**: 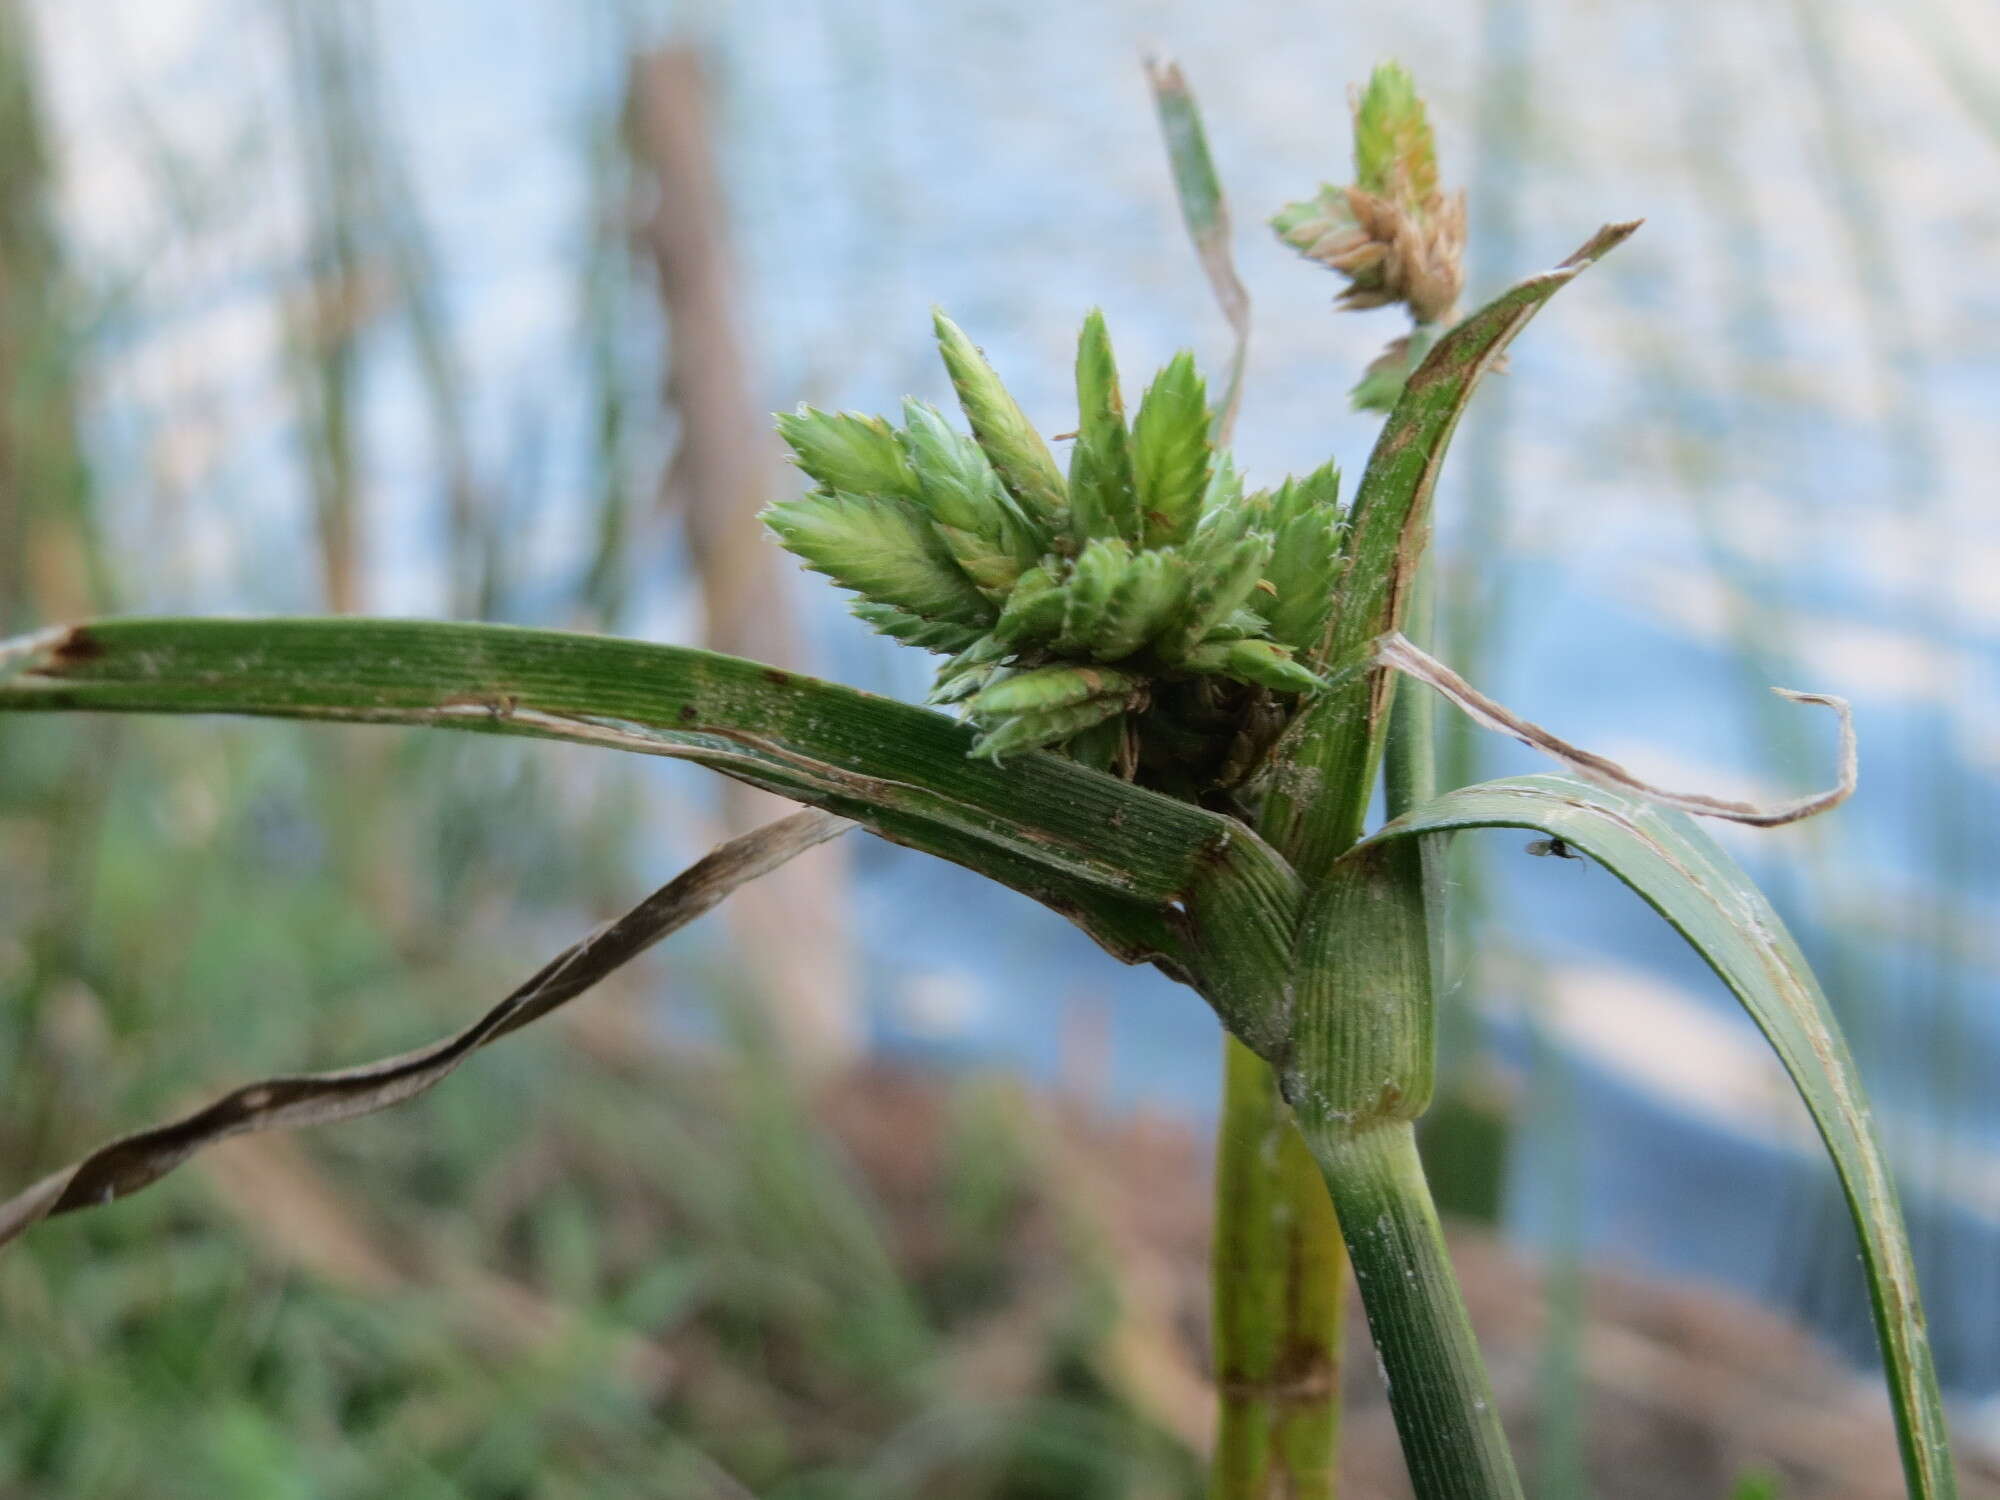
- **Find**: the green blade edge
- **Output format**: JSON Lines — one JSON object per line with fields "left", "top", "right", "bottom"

{"left": 1360, "top": 772, "right": 1956, "bottom": 1500}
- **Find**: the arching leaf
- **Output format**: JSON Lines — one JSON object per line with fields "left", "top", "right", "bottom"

{"left": 1358, "top": 773, "right": 1956, "bottom": 1500}
{"left": 0, "top": 616, "right": 1301, "bottom": 1026}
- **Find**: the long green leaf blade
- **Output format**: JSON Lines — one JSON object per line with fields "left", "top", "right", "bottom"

{"left": 1361, "top": 773, "right": 1956, "bottom": 1500}
{"left": 0, "top": 617, "right": 1301, "bottom": 1001}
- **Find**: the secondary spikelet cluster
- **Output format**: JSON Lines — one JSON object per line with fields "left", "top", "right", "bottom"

{"left": 1271, "top": 62, "right": 1465, "bottom": 325}
{"left": 1270, "top": 62, "right": 1467, "bottom": 411}
{"left": 765, "top": 310, "right": 1348, "bottom": 795}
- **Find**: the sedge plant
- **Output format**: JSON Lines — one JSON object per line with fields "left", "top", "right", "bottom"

{"left": 0, "top": 61, "right": 1958, "bottom": 1500}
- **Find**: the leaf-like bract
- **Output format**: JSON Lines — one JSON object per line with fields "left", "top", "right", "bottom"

{"left": 1365, "top": 775, "right": 1957, "bottom": 1500}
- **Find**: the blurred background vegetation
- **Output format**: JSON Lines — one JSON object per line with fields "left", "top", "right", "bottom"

{"left": 2, "top": 0, "right": 1998, "bottom": 1495}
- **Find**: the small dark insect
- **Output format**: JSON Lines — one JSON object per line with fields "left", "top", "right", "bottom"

{"left": 1525, "top": 836, "right": 1585, "bottom": 864}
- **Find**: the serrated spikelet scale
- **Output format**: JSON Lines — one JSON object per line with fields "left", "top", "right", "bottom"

{"left": 932, "top": 311, "right": 1071, "bottom": 539}
{"left": 1132, "top": 352, "right": 1213, "bottom": 549}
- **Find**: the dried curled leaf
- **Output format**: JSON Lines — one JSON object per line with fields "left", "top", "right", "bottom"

{"left": 1145, "top": 57, "right": 1251, "bottom": 444}
{"left": 1376, "top": 632, "right": 1856, "bottom": 826}
{"left": 0, "top": 811, "right": 851, "bottom": 1250}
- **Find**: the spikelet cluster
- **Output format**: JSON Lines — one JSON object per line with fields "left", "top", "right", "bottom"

{"left": 1270, "top": 62, "right": 1467, "bottom": 410}
{"left": 765, "top": 310, "right": 1347, "bottom": 795}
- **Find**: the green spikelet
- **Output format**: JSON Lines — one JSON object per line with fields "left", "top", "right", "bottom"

{"left": 1269, "top": 186, "right": 1353, "bottom": 259}
{"left": 942, "top": 630, "right": 1013, "bottom": 672}
{"left": 899, "top": 400, "right": 1041, "bottom": 539}
{"left": 1088, "top": 549, "right": 1187, "bottom": 662}
{"left": 1201, "top": 606, "right": 1269, "bottom": 643}
{"left": 1055, "top": 538, "right": 1132, "bottom": 653}
{"left": 765, "top": 492, "right": 994, "bottom": 628}
{"left": 1132, "top": 352, "right": 1212, "bottom": 548}
{"left": 928, "top": 632, "right": 1013, "bottom": 704}
{"left": 1352, "top": 62, "right": 1438, "bottom": 203}
{"left": 1063, "top": 713, "right": 1131, "bottom": 775}
{"left": 930, "top": 664, "right": 1001, "bottom": 706}
{"left": 1182, "top": 637, "right": 1325, "bottom": 695}
{"left": 1167, "top": 532, "right": 1274, "bottom": 660}
{"left": 932, "top": 311, "right": 1070, "bottom": 535}
{"left": 1068, "top": 310, "right": 1140, "bottom": 545}
{"left": 1263, "top": 511, "right": 1346, "bottom": 651}
{"left": 971, "top": 662, "right": 1144, "bottom": 717}
{"left": 778, "top": 408, "right": 921, "bottom": 499}
{"left": 992, "top": 562, "right": 1069, "bottom": 647}
{"left": 898, "top": 399, "right": 1041, "bottom": 594}
{"left": 851, "top": 602, "right": 985, "bottom": 654}
{"left": 1187, "top": 456, "right": 1253, "bottom": 563}
{"left": 928, "top": 525, "right": 1027, "bottom": 600}
{"left": 1268, "top": 460, "right": 1342, "bottom": 530}
{"left": 971, "top": 695, "right": 1131, "bottom": 763}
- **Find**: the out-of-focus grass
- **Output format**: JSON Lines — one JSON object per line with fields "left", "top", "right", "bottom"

{"left": 0, "top": 5, "right": 1204, "bottom": 1494}
{"left": 3, "top": 1000, "right": 1208, "bottom": 1496}
{"left": 0, "top": 689, "right": 1207, "bottom": 1498}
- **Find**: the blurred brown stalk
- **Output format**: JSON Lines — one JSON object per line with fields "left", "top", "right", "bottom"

{"left": 626, "top": 45, "right": 857, "bottom": 1072}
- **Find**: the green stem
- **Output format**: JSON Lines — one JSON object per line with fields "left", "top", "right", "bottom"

{"left": 1210, "top": 1036, "right": 1345, "bottom": 1499}
{"left": 1304, "top": 1121, "right": 1521, "bottom": 1500}
{"left": 1384, "top": 564, "right": 1438, "bottom": 820}
{"left": 1283, "top": 807, "right": 1516, "bottom": 1497}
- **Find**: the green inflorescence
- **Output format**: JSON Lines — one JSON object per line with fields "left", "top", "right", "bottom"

{"left": 765, "top": 309, "right": 1347, "bottom": 799}
{"left": 1269, "top": 61, "right": 1467, "bottom": 411}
